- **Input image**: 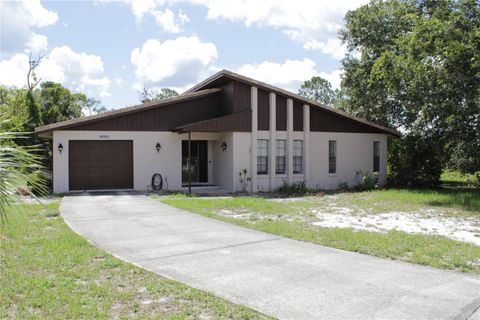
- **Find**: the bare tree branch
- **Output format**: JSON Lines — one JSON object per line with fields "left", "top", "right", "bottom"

{"left": 27, "top": 52, "right": 45, "bottom": 91}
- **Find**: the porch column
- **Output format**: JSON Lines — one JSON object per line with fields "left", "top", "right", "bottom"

{"left": 269, "top": 93, "right": 276, "bottom": 191}
{"left": 303, "top": 104, "right": 310, "bottom": 188}
{"left": 287, "top": 98, "right": 293, "bottom": 183}
{"left": 250, "top": 86, "right": 258, "bottom": 193}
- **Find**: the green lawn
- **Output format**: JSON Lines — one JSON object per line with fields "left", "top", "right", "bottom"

{"left": 159, "top": 189, "right": 480, "bottom": 275}
{"left": 313, "top": 188, "right": 480, "bottom": 216}
{"left": 0, "top": 203, "right": 269, "bottom": 319}
{"left": 441, "top": 169, "right": 480, "bottom": 187}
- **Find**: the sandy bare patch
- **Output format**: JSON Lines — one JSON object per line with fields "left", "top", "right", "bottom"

{"left": 218, "top": 209, "right": 252, "bottom": 220}
{"left": 312, "top": 209, "right": 480, "bottom": 246}
{"left": 270, "top": 197, "right": 312, "bottom": 202}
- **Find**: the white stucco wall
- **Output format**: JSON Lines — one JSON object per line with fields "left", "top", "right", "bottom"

{"left": 212, "top": 132, "right": 234, "bottom": 190}
{"left": 232, "top": 132, "right": 252, "bottom": 192}
{"left": 52, "top": 130, "right": 221, "bottom": 193}
{"left": 309, "top": 132, "right": 388, "bottom": 190}
{"left": 52, "top": 129, "right": 388, "bottom": 193}
{"left": 253, "top": 132, "right": 387, "bottom": 192}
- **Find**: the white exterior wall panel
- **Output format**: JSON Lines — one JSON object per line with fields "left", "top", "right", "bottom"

{"left": 53, "top": 130, "right": 221, "bottom": 193}
{"left": 309, "top": 132, "right": 388, "bottom": 189}
{"left": 212, "top": 132, "right": 234, "bottom": 191}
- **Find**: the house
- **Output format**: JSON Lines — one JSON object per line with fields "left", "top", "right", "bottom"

{"left": 35, "top": 70, "right": 400, "bottom": 194}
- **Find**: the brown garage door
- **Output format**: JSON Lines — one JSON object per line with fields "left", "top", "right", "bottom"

{"left": 69, "top": 140, "right": 133, "bottom": 191}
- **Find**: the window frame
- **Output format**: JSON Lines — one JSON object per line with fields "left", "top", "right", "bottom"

{"left": 275, "top": 139, "right": 286, "bottom": 175}
{"left": 328, "top": 140, "right": 336, "bottom": 174}
{"left": 257, "top": 139, "right": 268, "bottom": 175}
{"left": 373, "top": 141, "right": 380, "bottom": 173}
{"left": 293, "top": 140, "right": 303, "bottom": 174}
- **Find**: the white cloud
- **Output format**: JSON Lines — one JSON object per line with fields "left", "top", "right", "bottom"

{"left": 131, "top": 36, "right": 217, "bottom": 89}
{"left": 151, "top": 8, "right": 189, "bottom": 33}
{"left": 26, "top": 33, "right": 49, "bottom": 52}
{"left": 303, "top": 38, "right": 348, "bottom": 60}
{"left": 107, "top": 0, "right": 189, "bottom": 33}
{"left": 0, "top": 54, "right": 30, "bottom": 87}
{"left": 117, "top": 0, "right": 365, "bottom": 58}
{"left": 191, "top": 0, "right": 367, "bottom": 59}
{"left": 0, "top": 46, "right": 110, "bottom": 96}
{"left": 37, "top": 46, "right": 111, "bottom": 96}
{"left": 1, "top": 0, "right": 58, "bottom": 53}
{"left": 319, "top": 69, "right": 343, "bottom": 90}
{"left": 237, "top": 58, "right": 342, "bottom": 92}
{"left": 120, "top": 0, "right": 159, "bottom": 21}
{"left": 238, "top": 59, "right": 318, "bottom": 92}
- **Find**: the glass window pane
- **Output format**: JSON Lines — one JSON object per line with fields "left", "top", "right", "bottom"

{"left": 275, "top": 139, "right": 286, "bottom": 174}
{"left": 373, "top": 141, "right": 380, "bottom": 172}
{"left": 329, "top": 140, "right": 336, "bottom": 173}
{"left": 257, "top": 139, "right": 268, "bottom": 174}
{"left": 276, "top": 140, "right": 286, "bottom": 156}
{"left": 293, "top": 140, "right": 303, "bottom": 174}
{"left": 276, "top": 156, "right": 285, "bottom": 174}
{"left": 257, "top": 139, "right": 268, "bottom": 157}
{"left": 293, "top": 140, "right": 303, "bottom": 156}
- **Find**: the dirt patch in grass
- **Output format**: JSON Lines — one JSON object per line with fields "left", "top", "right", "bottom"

{"left": 312, "top": 209, "right": 480, "bottom": 245}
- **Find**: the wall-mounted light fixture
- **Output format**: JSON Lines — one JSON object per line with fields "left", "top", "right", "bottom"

{"left": 221, "top": 142, "right": 227, "bottom": 152}
{"left": 156, "top": 142, "right": 161, "bottom": 153}
{"left": 58, "top": 143, "right": 64, "bottom": 154}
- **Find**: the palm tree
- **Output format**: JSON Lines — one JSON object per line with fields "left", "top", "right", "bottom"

{"left": 0, "top": 114, "right": 46, "bottom": 222}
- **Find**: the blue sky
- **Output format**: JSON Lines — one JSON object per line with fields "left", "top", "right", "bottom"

{"left": 0, "top": 0, "right": 367, "bottom": 110}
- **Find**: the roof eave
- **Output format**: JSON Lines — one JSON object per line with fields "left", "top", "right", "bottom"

{"left": 35, "top": 88, "right": 222, "bottom": 134}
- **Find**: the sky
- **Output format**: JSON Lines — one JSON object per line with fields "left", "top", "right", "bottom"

{"left": 0, "top": 0, "right": 368, "bottom": 109}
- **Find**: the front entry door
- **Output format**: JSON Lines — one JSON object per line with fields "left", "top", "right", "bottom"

{"left": 182, "top": 140, "right": 208, "bottom": 185}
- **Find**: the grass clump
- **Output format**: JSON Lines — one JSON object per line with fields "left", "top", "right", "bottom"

{"left": 275, "top": 180, "right": 309, "bottom": 197}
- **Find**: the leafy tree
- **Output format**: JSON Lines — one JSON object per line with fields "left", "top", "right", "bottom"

{"left": 388, "top": 132, "right": 443, "bottom": 187}
{"left": 340, "top": 0, "right": 480, "bottom": 185}
{"left": 81, "top": 97, "right": 108, "bottom": 116}
{"left": 139, "top": 87, "right": 179, "bottom": 103}
{"left": 25, "top": 90, "right": 41, "bottom": 130}
{"left": 38, "top": 82, "right": 84, "bottom": 125}
{"left": 0, "top": 87, "right": 28, "bottom": 132}
{"left": 298, "top": 76, "right": 338, "bottom": 106}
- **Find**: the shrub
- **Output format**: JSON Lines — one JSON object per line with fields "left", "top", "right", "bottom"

{"left": 355, "top": 171, "right": 378, "bottom": 191}
{"left": 337, "top": 182, "right": 349, "bottom": 191}
{"left": 276, "top": 180, "right": 309, "bottom": 197}
{"left": 388, "top": 134, "right": 443, "bottom": 187}
{"left": 238, "top": 169, "right": 251, "bottom": 193}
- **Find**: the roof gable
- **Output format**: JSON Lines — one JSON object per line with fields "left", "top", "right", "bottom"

{"left": 35, "top": 70, "right": 400, "bottom": 137}
{"left": 184, "top": 70, "right": 400, "bottom": 137}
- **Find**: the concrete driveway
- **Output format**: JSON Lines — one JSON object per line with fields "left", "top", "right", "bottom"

{"left": 60, "top": 192, "right": 480, "bottom": 320}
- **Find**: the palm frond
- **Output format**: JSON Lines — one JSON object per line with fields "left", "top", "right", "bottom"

{"left": 0, "top": 114, "right": 46, "bottom": 222}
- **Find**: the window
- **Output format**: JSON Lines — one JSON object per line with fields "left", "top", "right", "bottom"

{"left": 257, "top": 139, "right": 268, "bottom": 174}
{"left": 276, "top": 140, "right": 286, "bottom": 174}
{"left": 373, "top": 141, "right": 380, "bottom": 172}
{"left": 328, "top": 140, "right": 336, "bottom": 174}
{"left": 293, "top": 140, "right": 303, "bottom": 174}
